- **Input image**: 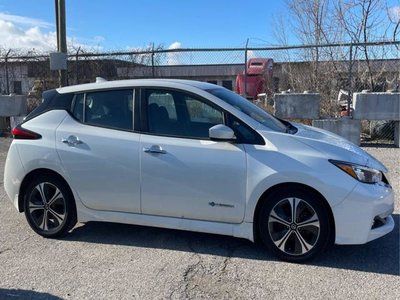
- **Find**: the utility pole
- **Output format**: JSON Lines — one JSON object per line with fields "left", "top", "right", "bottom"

{"left": 55, "top": 0, "right": 67, "bottom": 87}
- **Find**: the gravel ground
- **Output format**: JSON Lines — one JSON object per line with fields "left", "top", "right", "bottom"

{"left": 0, "top": 138, "right": 398, "bottom": 300}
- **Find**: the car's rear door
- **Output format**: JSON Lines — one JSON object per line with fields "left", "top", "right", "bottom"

{"left": 56, "top": 89, "right": 141, "bottom": 213}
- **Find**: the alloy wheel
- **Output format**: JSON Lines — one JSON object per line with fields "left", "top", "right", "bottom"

{"left": 268, "top": 197, "right": 320, "bottom": 256}
{"left": 27, "top": 182, "right": 66, "bottom": 232}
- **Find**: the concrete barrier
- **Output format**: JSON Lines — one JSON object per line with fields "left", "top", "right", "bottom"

{"left": 353, "top": 92, "right": 400, "bottom": 120}
{"left": 353, "top": 92, "right": 400, "bottom": 147}
{"left": 0, "top": 117, "right": 7, "bottom": 135}
{"left": 0, "top": 95, "right": 27, "bottom": 117}
{"left": 10, "top": 116, "right": 26, "bottom": 129}
{"left": 274, "top": 92, "right": 320, "bottom": 119}
{"left": 312, "top": 118, "right": 361, "bottom": 145}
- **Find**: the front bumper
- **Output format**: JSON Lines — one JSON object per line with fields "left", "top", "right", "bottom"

{"left": 332, "top": 182, "right": 395, "bottom": 245}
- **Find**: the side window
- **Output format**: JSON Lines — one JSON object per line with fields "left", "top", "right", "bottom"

{"left": 72, "top": 94, "right": 84, "bottom": 122}
{"left": 186, "top": 97, "right": 223, "bottom": 124}
{"left": 227, "top": 114, "right": 264, "bottom": 145}
{"left": 146, "top": 89, "right": 224, "bottom": 139}
{"left": 148, "top": 91, "right": 177, "bottom": 120}
{"left": 73, "top": 89, "right": 134, "bottom": 130}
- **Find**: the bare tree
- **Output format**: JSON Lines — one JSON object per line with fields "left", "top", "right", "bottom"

{"left": 387, "top": 1, "right": 400, "bottom": 47}
{"left": 285, "top": 0, "right": 332, "bottom": 90}
{"left": 336, "top": 0, "right": 388, "bottom": 90}
{"left": 272, "top": 0, "right": 397, "bottom": 118}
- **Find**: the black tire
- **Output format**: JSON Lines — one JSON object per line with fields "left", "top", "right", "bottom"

{"left": 24, "top": 174, "right": 77, "bottom": 238}
{"left": 258, "top": 187, "right": 331, "bottom": 262}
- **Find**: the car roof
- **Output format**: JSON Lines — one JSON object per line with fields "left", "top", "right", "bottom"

{"left": 56, "top": 79, "right": 220, "bottom": 94}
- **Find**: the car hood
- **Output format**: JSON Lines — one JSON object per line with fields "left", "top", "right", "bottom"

{"left": 285, "top": 123, "right": 387, "bottom": 172}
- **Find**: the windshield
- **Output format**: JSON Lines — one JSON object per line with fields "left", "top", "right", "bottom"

{"left": 207, "top": 88, "right": 287, "bottom": 133}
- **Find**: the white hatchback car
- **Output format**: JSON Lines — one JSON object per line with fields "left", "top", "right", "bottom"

{"left": 5, "top": 79, "right": 394, "bottom": 262}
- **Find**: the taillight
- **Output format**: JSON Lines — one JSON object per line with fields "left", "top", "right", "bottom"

{"left": 12, "top": 125, "right": 42, "bottom": 140}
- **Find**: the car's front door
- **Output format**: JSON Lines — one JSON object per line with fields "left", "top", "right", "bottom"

{"left": 140, "top": 89, "right": 247, "bottom": 223}
{"left": 56, "top": 89, "right": 141, "bottom": 213}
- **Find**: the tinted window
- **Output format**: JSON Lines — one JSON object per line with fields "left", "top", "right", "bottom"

{"left": 148, "top": 91, "right": 177, "bottom": 120}
{"left": 73, "top": 89, "right": 134, "bottom": 130}
{"left": 207, "top": 88, "right": 287, "bottom": 133}
{"left": 72, "top": 94, "right": 84, "bottom": 122}
{"left": 146, "top": 89, "right": 223, "bottom": 139}
{"left": 186, "top": 97, "right": 223, "bottom": 124}
{"left": 227, "top": 114, "right": 264, "bottom": 145}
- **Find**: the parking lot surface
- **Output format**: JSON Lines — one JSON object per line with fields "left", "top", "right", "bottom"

{"left": 0, "top": 138, "right": 398, "bottom": 299}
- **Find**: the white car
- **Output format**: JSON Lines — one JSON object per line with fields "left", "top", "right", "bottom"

{"left": 4, "top": 79, "right": 394, "bottom": 262}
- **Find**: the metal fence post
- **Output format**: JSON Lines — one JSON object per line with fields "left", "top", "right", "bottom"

{"left": 75, "top": 47, "right": 81, "bottom": 85}
{"left": 348, "top": 44, "right": 353, "bottom": 118}
{"left": 5, "top": 49, "right": 11, "bottom": 94}
{"left": 244, "top": 38, "right": 249, "bottom": 98}
{"left": 151, "top": 43, "right": 155, "bottom": 78}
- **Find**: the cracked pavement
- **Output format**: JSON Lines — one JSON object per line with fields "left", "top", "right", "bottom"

{"left": 0, "top": 138, "right": 399, "bottom": 299}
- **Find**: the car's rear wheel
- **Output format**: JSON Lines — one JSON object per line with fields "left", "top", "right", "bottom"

{"left": 24, "top": 175, "right": 76, "bottom": 238}
{"left": 259, "top": 187, "right": 331, "bottom": 262}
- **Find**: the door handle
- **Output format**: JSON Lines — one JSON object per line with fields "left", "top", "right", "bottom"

{"left": 143, "top": 145, "right": 167, "bottom": 154}
{"left": 62, "top": 135, "right": 83, "bottom": 147}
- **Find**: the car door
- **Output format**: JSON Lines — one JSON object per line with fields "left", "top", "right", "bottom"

{"left": 56, "top": 89, "right": 141, "bottom": 213}
{"left": 140, "top": 88, "right": 247, "bottom": 223}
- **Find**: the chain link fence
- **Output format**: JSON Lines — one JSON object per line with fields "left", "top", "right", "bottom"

{"left": 0, "top": 41, "right": 399, "bottom": 143}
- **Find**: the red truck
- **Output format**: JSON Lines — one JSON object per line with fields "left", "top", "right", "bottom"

{"left": 236, "top": 58, "right": 273, "bottom": 99}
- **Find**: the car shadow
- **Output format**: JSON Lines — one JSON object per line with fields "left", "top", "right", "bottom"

{"left": 64, "top": 214, "right": 399, "bottom": 276}
{"left": 0, "top": 289, "right": 62, "bottom": 300}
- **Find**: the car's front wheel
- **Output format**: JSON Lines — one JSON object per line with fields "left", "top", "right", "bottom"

{"left": 24, "top": 175, "right": 77, "bottom": 238}
{"left": 259, "top": 187, "right": 331, "bottom": 262}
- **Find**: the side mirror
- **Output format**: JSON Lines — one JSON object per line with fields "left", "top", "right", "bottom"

{"left": 209, "top": 124, "right": 236, "bottom": 141}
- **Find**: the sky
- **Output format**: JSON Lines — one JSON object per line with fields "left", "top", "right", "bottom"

{"left": 0, "top": 0, "right": 284, "bottom": 52}
{"left": 0, "top": 0, "right": 399, "bottom": 52}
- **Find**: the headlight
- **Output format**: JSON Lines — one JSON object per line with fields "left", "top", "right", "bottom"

{"left": 329, "top": 160, "right": 382, "bottom": 184}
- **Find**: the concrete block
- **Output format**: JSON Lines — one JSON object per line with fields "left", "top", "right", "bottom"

{"left": 0, "top": 95, "right": 27, "bottom": 117}
{"left": 274, "top": 93, "right": 320, "bottom": 119}
{"left": 10, "top": 116, "right": 26, "bottom": 129}
{"left": 353, "top": 92, "right": 400, "bottom": 120}
{"left": 0, "top": 117, "right": 7, "bottom": 133}
{"left": 395, "top": 121, "right": 400, "bottom": 148}
{"left": 312, "top": 118, "right": 361, "bottom": 145}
